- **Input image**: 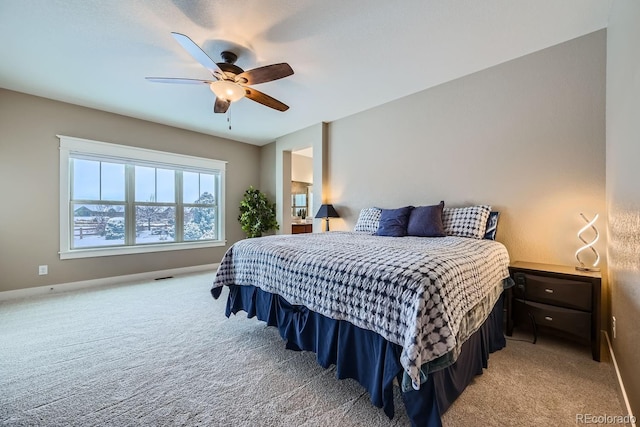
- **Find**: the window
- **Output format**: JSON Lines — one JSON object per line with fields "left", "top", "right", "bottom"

{"left": 59, "top": 135, "right": 226, "bottom": 259}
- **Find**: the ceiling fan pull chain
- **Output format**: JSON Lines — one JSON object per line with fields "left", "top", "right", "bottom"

{"left": 227, "top": 110, "right": 232, "bottom": 130}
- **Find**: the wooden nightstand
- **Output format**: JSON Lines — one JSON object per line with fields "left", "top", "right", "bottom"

{"left": 506, "top": 261, "right": 602, "bottom": 361}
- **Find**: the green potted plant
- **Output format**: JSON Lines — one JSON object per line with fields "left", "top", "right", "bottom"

{"left": 238, "top": 186, "right": 279, "bottom": 238}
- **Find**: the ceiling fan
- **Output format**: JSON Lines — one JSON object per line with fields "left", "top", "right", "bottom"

{"left": 146, "top": 32, "right": 294, "bottom": 114}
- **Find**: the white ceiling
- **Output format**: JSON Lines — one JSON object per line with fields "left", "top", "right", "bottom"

{"left": 0, "top": 0, "right": 612, "bottom": 146}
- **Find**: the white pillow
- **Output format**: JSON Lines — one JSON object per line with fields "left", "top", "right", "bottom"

{"left": 442, "top": 205, "right": 491, "bottom": 239}
{"left": 354, "top": 208, "right": 381, "bottom": 234}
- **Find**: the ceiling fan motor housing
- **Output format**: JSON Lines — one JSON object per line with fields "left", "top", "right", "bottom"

{"left": 217, "top": 51, "right": 243, "bottom": 77}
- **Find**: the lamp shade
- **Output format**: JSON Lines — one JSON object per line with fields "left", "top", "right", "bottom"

{"left": 315, "top": 204, "right": 339, "bottom": 219}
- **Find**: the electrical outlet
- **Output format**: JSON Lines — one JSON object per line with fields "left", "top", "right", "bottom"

{"left": 38, "top": 265, "right": 48, "bottom": 275}
{"left": 612, "top": 316, "right": 617, "bottom": 339}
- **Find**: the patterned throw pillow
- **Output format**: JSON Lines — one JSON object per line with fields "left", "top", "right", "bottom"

{"left": 442, "top": 205, "right": 492, "bottom": 239}
{"left": 354, "top": 207, "right": 382, "bottom": 234}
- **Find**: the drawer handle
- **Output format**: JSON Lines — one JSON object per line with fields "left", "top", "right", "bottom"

{"left": 544, "top": 316, "right": 553, "bottom": 322}
{"left": 544, "top": 289, "right": 554, "bottom": 294}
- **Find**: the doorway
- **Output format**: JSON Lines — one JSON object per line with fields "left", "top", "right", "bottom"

{"left": 291, "top": 147, "right": 313, "bottom": 234}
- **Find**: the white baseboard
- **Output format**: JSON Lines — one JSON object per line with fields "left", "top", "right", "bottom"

{"left": 604, "top": 331, "right": 637, "bottom": 427}
{"left": 0, "top": 263, "right": 219, "bottom": 302}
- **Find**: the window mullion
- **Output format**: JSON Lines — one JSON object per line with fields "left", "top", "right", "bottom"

{"left": 175, "top": 170, "right": 183, "bottom": 242}
{"left": 99, "top": 161, "right": 102, "bottom": 201}
{"left": 154, "top": 168, "right": 158, "bottom": 203}
{"left": 69, "top": 159, "right": 75, "bottom": 247}
{"left": 125, "top": 164, "right": 136, "bottom": 245}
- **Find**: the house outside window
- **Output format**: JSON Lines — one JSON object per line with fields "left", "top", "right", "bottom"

{"left": 59, "top": 135, "right": 226, "bottom": 259}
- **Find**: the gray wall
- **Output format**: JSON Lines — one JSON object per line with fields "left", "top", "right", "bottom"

{"left": 606, "top": 0, "right": 640, "bottom": 416}
{"left": 260, "top": 142, "right": 277, "bottom": 201}
{"left": 0, "top": 89, "right": 261, "bottom": 292}
{"left": 327, "top": 31, "right": 606, "bottom": 269}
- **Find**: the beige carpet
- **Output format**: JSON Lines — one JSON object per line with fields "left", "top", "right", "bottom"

{"left": 0, "top": 272, "right": 628, "bottom": 426}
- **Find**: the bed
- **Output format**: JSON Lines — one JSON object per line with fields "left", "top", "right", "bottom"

{"left": 210, "top": 206, "right": 511, "bottom": 427}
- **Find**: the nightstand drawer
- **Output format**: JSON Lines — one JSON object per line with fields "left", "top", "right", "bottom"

{"left": 513, "top": 299, "right": 591, "bottom": 340}
{"left": 292, "top": 224, "right": 312, "bottom": 234}
{"left": 512, "top": 272, "right": 592, "bottom": 311}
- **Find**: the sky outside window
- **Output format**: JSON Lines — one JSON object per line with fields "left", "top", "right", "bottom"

{"left": 135, "top": 166, "right": 175, "bottom": 203}
{"left": 73, "top": 159, "right": 124, "bottom": 201}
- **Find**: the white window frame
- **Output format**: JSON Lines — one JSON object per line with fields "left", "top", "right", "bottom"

{"left": 58, "top": 135, "right": 226, "bottom": 259}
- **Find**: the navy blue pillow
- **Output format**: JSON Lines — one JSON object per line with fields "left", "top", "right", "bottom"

{"left": 375, "top": 206, "right": 413, "bottom": 237}
{"left": 484, "top": 211, "right": 500, "bottom": 240}
{"left": 407, "top": 201, "right": 445, "bottom": 237}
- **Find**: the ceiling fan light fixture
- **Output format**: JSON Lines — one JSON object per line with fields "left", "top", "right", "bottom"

{"left": 209, "top": 80, "right": 245, "bottom": 102}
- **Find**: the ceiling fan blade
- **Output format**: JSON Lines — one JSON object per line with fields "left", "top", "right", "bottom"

{"left": 145, "top": 77, "right": 213, "bottom": 85}
{"left": 244, "top": 87, "right": 289, "bottom": 112}
{"left": 214, "top": 98, "right": 230, "bottom": 113}
{"left": 236, "top": 63, "right": 294, "bottom": 85}
{"left": 170, "top": 32, "right": 224, "bottom": 78}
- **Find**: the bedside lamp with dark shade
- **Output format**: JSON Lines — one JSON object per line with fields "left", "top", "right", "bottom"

{"left": 315, "top": 204, "right": 339, "bottom": 231}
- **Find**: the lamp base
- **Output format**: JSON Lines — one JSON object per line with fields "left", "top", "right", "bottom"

{"left": 576, "top": 266, "right": 601, "bottom": 272}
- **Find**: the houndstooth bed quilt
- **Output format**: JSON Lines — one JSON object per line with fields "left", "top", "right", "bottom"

{"left": 211, "top": 232, "right": 510, "bottom": 390}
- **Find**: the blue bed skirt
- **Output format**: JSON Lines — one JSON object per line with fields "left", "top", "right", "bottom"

{"left": 211, "top": 285, "right": 506, "bottom": 427}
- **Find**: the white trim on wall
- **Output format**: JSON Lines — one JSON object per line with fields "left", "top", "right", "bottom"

{"left": 0, "top": 263, "right": 219, "bottom": 301}
{"left": 605, "top": 332, "right": 638, "bottom": 426}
